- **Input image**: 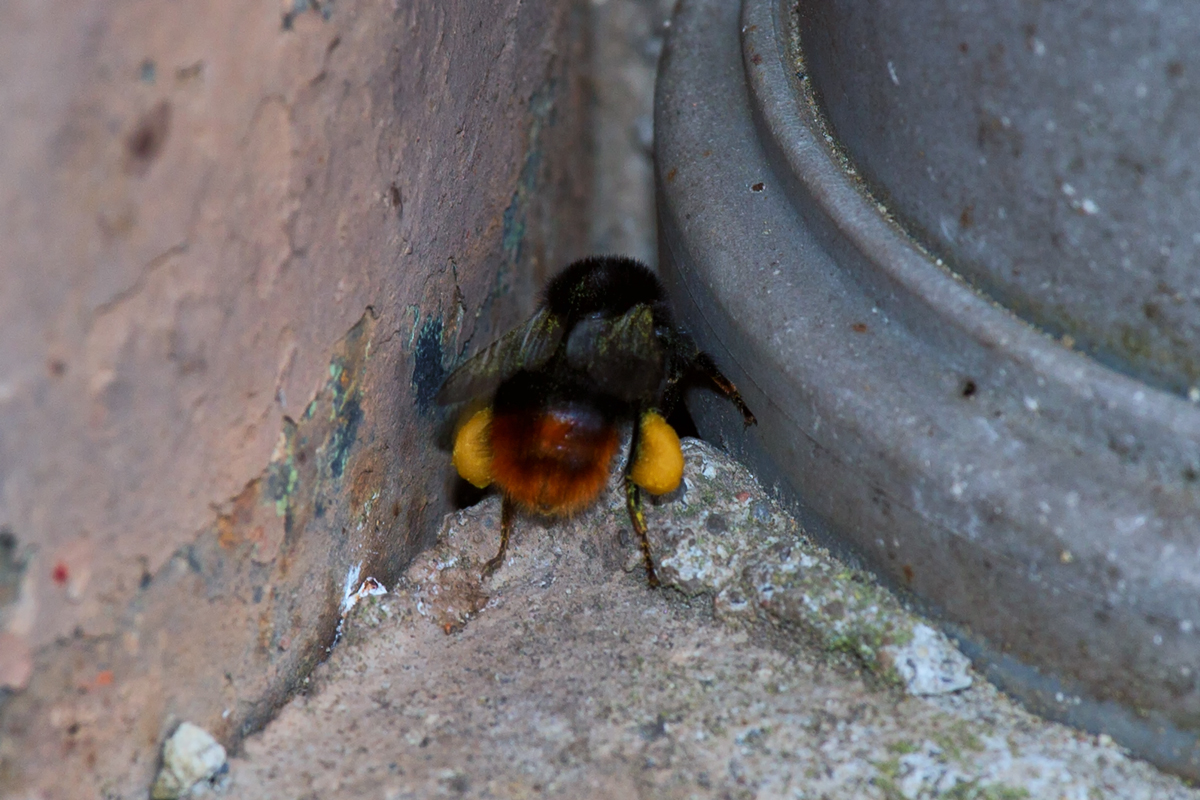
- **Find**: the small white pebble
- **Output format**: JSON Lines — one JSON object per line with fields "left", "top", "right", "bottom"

{"left": 151, "top": 722, "right": 227, "bottom": 800}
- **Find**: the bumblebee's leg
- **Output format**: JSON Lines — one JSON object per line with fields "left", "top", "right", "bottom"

{"left": 692, "top": 352, "right": 757, "bottom": 426}
{"left": 625, "top": 477, "right": 660, "bottom": 588}
{"left": 623, "top": 411, "right": 659, "bottom": 588}
{"left": 481, "top": 497, "right": 515, "bottom": 580}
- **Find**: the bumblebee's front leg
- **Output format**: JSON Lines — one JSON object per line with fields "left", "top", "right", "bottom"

{"left": 481, "top": 497, "right": 515, "bottom": 581}
{"left": 625, "top": 477, "right": 659, "bottom": 588}
{"left": 692, "top": 352, "right": 757, "bottom": 426}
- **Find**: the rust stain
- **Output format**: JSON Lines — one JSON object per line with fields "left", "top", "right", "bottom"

{"left": 217, "top": 480, "right": 262, "bottom": 549}
{"left": 347, "top": 451, "right": 383, "bottom": 517}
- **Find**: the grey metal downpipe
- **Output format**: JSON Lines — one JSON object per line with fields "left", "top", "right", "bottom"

{"left": 657, "top": 0, "right": 1200, "bottom": 779}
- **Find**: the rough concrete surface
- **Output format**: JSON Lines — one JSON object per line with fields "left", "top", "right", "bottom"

{"left": 226, "top": 441, "right": 1200, "bottom": 799}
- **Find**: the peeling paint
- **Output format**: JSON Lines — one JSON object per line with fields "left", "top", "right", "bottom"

{"left": 325, "top": 396, "right": 362, "bottom": 481}
{"left": 281, "top": 0, "right": 335, "bottom": 30}
{"left": 406, "top": 305, "right": 421, "bottom": 348}
{"left": 500, "top": 82, "right": 557, "bottom": 269}
{"left": 319, "top": 310, "right": 375, "bottom": 480}
{"left": 267, "top": 421, "right": 301, "bottom": 521}
{"left": 410, "top": 316, "right": 446, "bottom": 415}
{"left": 335, "top": 566, "right": 386, "bottom": 644}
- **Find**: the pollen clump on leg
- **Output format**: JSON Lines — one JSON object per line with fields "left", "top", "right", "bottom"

{"left": 452, "top": 407, "right": 494, "bottom": 489}
{"left": 631, "top": 411, "right": 683, "bottom": 495}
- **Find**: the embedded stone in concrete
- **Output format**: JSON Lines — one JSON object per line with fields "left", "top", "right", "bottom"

{"left": 151, "top": 722, "right": 228, "bottom": 800}
{"left": 884, "top": 623, "right": 974, "bottom": 697}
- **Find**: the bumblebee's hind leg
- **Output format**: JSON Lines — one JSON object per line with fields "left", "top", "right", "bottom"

{"left": 623, "top": 413, "right": 660, "bottom": 588}
{"left": 692, "top": 352, "right": 757, "bottom": 426}
{"left": 481, "top": 497, "right": 515, "bottom": 581}
{"left": 625, "top": 477, "right": 660, "bottom": 588}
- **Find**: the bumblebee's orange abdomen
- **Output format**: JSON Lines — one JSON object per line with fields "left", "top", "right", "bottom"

{"left": 489, "top": 405, "right": 619, "bottom": 516}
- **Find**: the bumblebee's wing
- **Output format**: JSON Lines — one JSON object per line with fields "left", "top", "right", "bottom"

{"left": 436, "top": 306, "right": 564, "bottom": 405}
{"left": 565, "top": 304, "right": 665, "bottom": 403}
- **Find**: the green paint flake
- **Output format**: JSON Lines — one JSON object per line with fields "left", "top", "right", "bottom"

{"left": 267, "top": 421, "right": 301, "bottom": 519}
{"left": 499, "top": 82, "right": 557, "bottom": 267}
{"left": 408, "top": 305, "right": 422, "bottom": 348}
{"left": 310, "top": 310, "right": 376, "bottom": 481}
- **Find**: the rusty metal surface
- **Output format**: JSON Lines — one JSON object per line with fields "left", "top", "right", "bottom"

{"left": 0, "top": 0, "right": 589, "bottom": 795}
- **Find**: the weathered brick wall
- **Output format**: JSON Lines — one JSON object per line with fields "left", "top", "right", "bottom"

{"left": 0, "top": 1, "right": 590, "bottom": 795}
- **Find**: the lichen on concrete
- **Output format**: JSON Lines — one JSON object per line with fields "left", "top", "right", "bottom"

{"left": 654, "top": 441, "right": 971, "bottom": 696}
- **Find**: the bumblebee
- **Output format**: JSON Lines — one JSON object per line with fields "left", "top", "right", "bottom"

{"left": 437, "top": 256, "right": 755, "bottom": 587}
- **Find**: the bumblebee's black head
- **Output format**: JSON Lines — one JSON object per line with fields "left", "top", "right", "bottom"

{"left": 544, "top": 256, "right": 665, "bottom": 322}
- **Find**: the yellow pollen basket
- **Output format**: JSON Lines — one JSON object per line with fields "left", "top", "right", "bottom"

{"left": 630, "top": 411, "right": 684, "bottom": 495}
{"left": 452, "top": 407, "right": 493, "bottom": 489}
